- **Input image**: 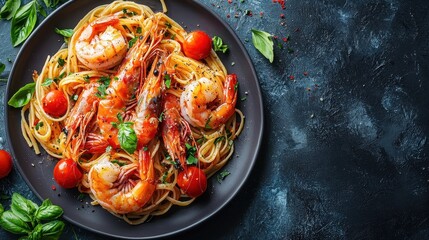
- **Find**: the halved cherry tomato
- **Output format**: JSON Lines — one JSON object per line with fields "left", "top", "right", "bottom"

{"left": 0, "top": 150, "right": 13, "bottom": 179}
{"left": 42, "top": 90, "right": 68, "bottom": 118}
{"left": 53, "top": 158, "right": 82, "bottom": 189}
{"left": 177, "top": 166, "right": 207, "bottom": 198}
{"left": 183, "top": 31, "right": 212, "bottom": 60}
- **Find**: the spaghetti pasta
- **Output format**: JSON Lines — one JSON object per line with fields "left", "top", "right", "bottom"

{"left": 17, "top": 0, "right": 244, "bottom": 224}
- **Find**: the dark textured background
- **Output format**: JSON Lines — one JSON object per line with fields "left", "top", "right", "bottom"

{"left": 1, "top": 0, "right": 429, "bottom": 239}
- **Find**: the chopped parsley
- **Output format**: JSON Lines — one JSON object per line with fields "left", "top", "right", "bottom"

{"left": 95, "top": 76, "right": 111, "bottom": 98}
{"left": 185, "top": 143, "right": 198, "bottom": 165}
{"left": 35, "top": 121, "right": 43, "bottom": 130}
{"left": 41, "top": 78, "right": 53, "bottom": 87}
{"left": 164, "top": 73, "right": 171, "bottom": 89}
{"left": 214, "top": 136, "right": 225, "bottom": 145}
{"left": 128, "top": 37, "right": 138, "bottom": 48}
{"left": 217, "top": 170, "right": 231, "bottom": 183}
{"left": 57, "top": 57, "right": 65, "bottom": 67}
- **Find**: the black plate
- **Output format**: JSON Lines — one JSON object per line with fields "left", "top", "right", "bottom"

{"left": 5, "top": 0, "right": 263, "bottom": 239}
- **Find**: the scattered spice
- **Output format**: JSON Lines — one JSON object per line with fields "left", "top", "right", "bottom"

{"left": 303, "top": 71, "right": 308, "bottom": 76}
{"left": 259, "top": 12, "right": 264, "bottom": 17}
{"left": 245, "top": 10, "right": 252, "bottom": 16}
{"left": 51, "top": 185, "right": 56, "bottom": 191}
{"left": 226, "top": 14, "right": 230, "bottom": 18}
{"left": 272, "top": 0, "right": 286, "bottom": 9}
{"left": 280, "top": 13, "right": 285, "bottom": 19}
{"left": 228, "top": 0, "right": 232, "bottom": 3}
{"left": 282, "top": 37, "right": 289, "bottom": 42}
{"left": 289, "top": 75, "right": 295, "bottom": 80}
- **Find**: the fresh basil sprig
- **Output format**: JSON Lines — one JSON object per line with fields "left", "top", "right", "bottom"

{"left": 251, "top": 29, "right": 274, "bottom": 63}
{"left": 7, "top": 82, "right": 36, "bottom": 108}
{"left": 114, "top": 114, "right": 138, "bottom": 154}
{"left": 0, "top": 0, "right": 21, "bottom": 20}
{"left": 212, "top": 36, "right": 228, "bottom": 53}
{"left": 0, "top": 193, "right": 65, "bottom": 240}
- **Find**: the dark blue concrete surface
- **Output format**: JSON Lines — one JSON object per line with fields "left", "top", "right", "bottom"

{"left": 1, "top": 0, "right": 429, "bottom": 239}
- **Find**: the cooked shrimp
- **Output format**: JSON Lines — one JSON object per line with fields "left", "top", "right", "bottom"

{"left": 88, "top": 150, "right": 156, "bottom": 214}
{"left": 180, "top": 74, "right": 238, "bottom": 129}
{"left": 132, "top": 54, "right": 164, "bottom": 149}
{"left": 161, "top": 93, "right": 192, "bottom": 170}
{"left": 63, "top": 82, "right": 101, "bottom": 159}
{"left": 75, "top": 15, "right": 128, "bottom": 70}
{"left": 97, "top": 19, "right": 164, "bottom": 150}
{"left": 97, "top": 37, "right": 150, "bottom": 149}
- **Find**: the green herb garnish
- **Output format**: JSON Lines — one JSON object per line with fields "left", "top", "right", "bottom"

{"left": 251, "top": 29, "right": 274, "bottom": 63}
{"left": 212, "top": 36, "right": 228, "bottom": 53}
{"left": 0, "top": 193, "right": 65, "bottom": 239}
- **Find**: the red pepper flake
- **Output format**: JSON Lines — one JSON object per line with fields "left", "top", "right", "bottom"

{"left": 289, "top": 75, "right": 295, "bottom": 80}
{"left": 280, "top": 13, "right": 285, "bottom": 19}
{"left": 282, "top": 37, "right": 289, "bottom": 42}
{"left": 228, "top": 0, "right": 233, "bottom": 3}
{"left": 273, "top": 35, "right": 279, "bottom": 39}
{"left": 259, "top": 12, "right": 264, "bottom": 17}
{"left": 245, "top": 9, "right": 252, "bottom": 16}
{"left": 272, "top": 0, "right": 286, "bottom": 9}
{"left": 227, "top": 14, "right": 230, "bottom": 18}
{"left": 51, "top": 185, "right": 57, "bottom": 191}
{"left": 303, "top": 71, "right": 309, "bottom": 76}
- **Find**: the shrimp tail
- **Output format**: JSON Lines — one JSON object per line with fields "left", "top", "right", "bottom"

{"left": 210, "top": 73, "right": 238, "bottom": 128}
{"left": 135, "top": 149, "right": 156, "bottom": 206}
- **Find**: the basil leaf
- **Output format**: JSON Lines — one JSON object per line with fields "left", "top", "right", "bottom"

{"left": 0, "top": 203, "right": 4, "bottom": 215}
{"left": 0, "top": 0, "right": 21, "bottom": 20}
{"left": 41, "top": 220, "right": 65, "bottom": 240}
{"left": 29, "top": 224, "right": 43, "bottom": 240}
{"left": 8, "top": 82, "right": 35, "bottom": 108}
{"left": 251, "top": 29, "right": 274, "bottom": 63}
{"left": 212, "top": 36, "right": 228, "bottom": 53}
{"left": 54, "top": 28, "right": 73, "bottom": 38}
{"left": 11, "top": 1, "right": 38, "bottom": 47}
{"left": 11, "top": 193, "right": 37, "bottom": 222}
{"left": 0, "top": 63, "right": 5, "bottom": 74}
{"left": 35, "top": 200, "right": 63, "bottom": 221}
{"left": 0, "top": 210, "right": 31, "bottom": 234}
{"left": 44, "top": 0, "right": 61, "bottom": 9}
{"left": 118, "top": 122, "right": 137, "bottom": 154}
{"left": 37, "top": 1, "right": 47, "bottom": 18}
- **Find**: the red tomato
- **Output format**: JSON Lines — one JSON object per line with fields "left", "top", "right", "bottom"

{"left": 42, "top": 90, "right": 68, "bottom": 118}
{"left": 0, "top": 150, "right": 13, "bottom": 179}
{"left": 183, "top": 31, "right": 212, "bottom": 60}
{"left": 53, "top": 158, "right": 82, "bottom": 189}
{"left": 177, "top": 166, "right": 207, "bottom": 198}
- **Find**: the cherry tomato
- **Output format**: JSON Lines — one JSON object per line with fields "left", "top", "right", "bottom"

{"left": 42, "top": 90, "right": 68, "bottom": 118}
{"left": 183, "top": 31, "right": 212, "bottom": 60}
{"left": 53, "top": 158, "right": 82, "bottom": 189}
{"left": 0, "top": 150, "right": 13, "bottom": 179}
{"left": 177, "top": 166, "right": 207, "bottom": 198}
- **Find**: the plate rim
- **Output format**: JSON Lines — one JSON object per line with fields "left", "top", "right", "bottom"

{"left": 4, "top": 0, "right": 264, "bottom": 238}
